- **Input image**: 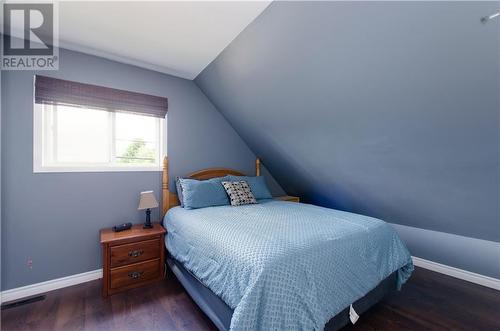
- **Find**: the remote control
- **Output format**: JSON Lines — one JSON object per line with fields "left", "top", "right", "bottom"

{"left": 112, "top": 222, "right": 132, "bottom": 232}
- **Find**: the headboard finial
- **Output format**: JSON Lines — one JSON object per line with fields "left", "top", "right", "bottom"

{"left": 256, "top": 158, "right": 261, "bottom": 176}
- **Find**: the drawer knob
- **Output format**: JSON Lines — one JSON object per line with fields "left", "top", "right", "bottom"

{"left": 128, "top": 249, "right": 144, "bottom": 258}
{"left": 128, "top": 271, "right": 144, "bottom": 279}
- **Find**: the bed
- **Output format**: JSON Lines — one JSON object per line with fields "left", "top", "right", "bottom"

{"left": 161, "top": 157, "right": 413, "bottom": 331}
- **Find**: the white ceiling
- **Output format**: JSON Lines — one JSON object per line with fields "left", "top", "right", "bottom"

{"left": 52, "top": 1, "right": 271, "bottom": 79}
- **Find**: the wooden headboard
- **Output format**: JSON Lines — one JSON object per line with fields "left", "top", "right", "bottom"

{"left": 162, "top": 157, "right": 262, "bottom": 217}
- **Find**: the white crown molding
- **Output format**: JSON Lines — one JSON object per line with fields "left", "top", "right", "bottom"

{"left": 412, "top": 256, "right": 500, "bottom": 291}
{"left": 0, "top": 269, "right": 102, "bottom": 305}
{"left": 3, "top": 33, "right": 194, "bottom": 79}
{"left": 58, "top": 40, "right": 195, "bottom": 80}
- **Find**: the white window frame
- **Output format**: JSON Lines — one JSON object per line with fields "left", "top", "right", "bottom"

{"left": 33, "top": 103, "right": 166, "bottom": 173}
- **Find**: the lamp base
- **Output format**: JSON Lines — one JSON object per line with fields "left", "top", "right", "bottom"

{"left": 143, "top": 208, "right": 153, "bottom": 229}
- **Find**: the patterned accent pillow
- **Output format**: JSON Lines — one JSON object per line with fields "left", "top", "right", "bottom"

{"left": 221, "top": 181, "right": 258, "bottom": 206}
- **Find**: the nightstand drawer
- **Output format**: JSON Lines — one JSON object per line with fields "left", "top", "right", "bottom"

{"left": 110, "top": 238, "right": 160, "bottom": 267}
{"left": 101, "top": 223, "right": 166, "bottom": 297}
{"left": 110, "top": 259, "right": 161, "bottom": 289}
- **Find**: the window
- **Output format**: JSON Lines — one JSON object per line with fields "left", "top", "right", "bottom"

{"left": 33, "top": 76, "right": 167, "bottom": 172}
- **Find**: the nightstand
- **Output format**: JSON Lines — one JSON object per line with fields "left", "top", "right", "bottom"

{"left": 274, "top": 195, "right": 300, "bottom": 203}
{"left": 100, "top": 223, "right": 166, "bottom": 297}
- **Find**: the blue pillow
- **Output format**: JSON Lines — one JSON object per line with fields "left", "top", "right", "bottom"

{"left": 175, "top": 177, "right": 184, "bottom": 208}
{"left": 178, "top": 177, "right": 230, "bottom": 209}
{"left": 226, "top": 175, "right": 272, "bottom": 200}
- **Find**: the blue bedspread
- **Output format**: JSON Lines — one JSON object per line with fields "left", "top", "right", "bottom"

{"left": 164, "top": 200, "right": 413, "bottom": 331}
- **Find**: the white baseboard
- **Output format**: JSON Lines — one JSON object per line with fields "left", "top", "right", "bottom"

{"left": 1, "top": 256, "right": 498, "bottom": 305}
{"left": 412, "top": 256, "right": 500, "bottom": 291}
{"left": 0, "top": 269, "right": 103, "bottom": 304}
{"left": 390, "top": 223, "right": 500, "bottom": 284}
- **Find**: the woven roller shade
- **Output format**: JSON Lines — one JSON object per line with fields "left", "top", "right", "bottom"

{"left": 35, "top": 75, "right": 168, "bottom": 118}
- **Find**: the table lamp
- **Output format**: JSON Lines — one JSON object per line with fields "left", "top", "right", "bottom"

{"left": 138, "top": 191, "right": 159, "bottom": 229}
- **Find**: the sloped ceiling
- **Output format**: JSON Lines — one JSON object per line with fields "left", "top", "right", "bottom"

{"left": 196, "top": 2, "right": 500, "bottom": 243}
{"left": 7, "top": 1, "right": 271, "bottom": 79}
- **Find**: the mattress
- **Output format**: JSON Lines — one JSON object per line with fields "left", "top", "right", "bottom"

{"left": 164, "top": 200, "right": 413, "bottom": 330}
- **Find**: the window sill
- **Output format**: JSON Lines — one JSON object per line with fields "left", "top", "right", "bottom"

{"left": 33, "top": 165, "right": 161, "bottom": 173}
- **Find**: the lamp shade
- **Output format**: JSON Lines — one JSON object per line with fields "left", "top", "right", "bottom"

{"left": 138, "top": 191, "right": 159, "bottom": 210}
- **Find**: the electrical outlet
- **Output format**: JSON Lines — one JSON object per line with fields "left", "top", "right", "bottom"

{"left": 27, "top": 258, "right": 33, "bottom": 269}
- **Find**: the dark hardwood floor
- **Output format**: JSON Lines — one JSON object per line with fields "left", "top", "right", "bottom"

{"left": 2, "top": 267, "right": 499, "bottom": 331}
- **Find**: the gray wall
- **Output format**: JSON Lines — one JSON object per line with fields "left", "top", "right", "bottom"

{"left": 0, "top": 68, "right": 2, "bottom": 291}
{"left": 196, "top": 2, "right": 500, "bottom": 277}
{"left": 1, "top": 48, "right": 283, "bottom": 290}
